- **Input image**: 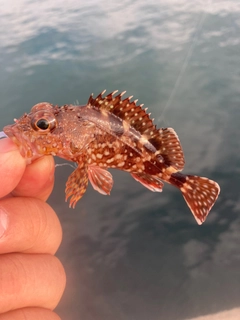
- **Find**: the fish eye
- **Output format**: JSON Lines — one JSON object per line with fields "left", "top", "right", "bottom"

{"left": 31, "top": 111, "right": 57, "bottom": 133}
{"left": 36, "top": 118, "right": 49, "bottom": 130}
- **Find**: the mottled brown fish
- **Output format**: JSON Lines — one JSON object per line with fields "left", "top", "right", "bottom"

{"left": 3, "top": 90, "right": 220, "bottom": 224}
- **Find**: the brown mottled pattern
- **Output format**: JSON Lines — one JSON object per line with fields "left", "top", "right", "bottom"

{"left": 3, "top": 90, "right": 220, "bottom": 225}
{"left": 86, "top": 130, "right": 145, "bottom": 172}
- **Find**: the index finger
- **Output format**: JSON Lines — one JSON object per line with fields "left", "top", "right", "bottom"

{"left": 12, "top": 155, "right": 55, "bottom": 202}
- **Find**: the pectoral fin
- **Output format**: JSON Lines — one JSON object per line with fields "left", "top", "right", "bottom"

{"left": 88, "top": 166, "right": 113, "bottom": 195}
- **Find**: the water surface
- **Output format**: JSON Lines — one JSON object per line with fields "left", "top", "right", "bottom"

{"left": 1, "top": 1, "right": 240, "bottom": 319}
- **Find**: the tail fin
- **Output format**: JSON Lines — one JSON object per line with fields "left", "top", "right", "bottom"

{"left": 180, "top": 175, "right": 220, "bottom": 225}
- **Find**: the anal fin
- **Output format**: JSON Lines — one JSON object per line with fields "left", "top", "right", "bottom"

{"left": 88, "top": 166, "right": 113, "bottom": 195}
{"left": 131, "top": 172, "right": 164, "bottom": 192}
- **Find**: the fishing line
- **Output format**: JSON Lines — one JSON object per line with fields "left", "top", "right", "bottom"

{"left": 158, "top": 1, "right": 211, "bottom": 125}
{"left": 55, "top": 162, "right": 77, "bottom": 169}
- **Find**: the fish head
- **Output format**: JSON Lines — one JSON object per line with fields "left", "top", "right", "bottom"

{"left": 3, "top": 102, "right": 62, "bottom": 160}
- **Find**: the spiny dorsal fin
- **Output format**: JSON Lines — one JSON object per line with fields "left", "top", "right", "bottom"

{"left": 87, "top": 91, "right": 185, "bottom": 171}
{"left": 87, "top": 91, "right": 159, "bottom": 138}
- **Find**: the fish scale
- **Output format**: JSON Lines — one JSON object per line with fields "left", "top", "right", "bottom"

{"left": 3, "top": 90, "right": 220, "bottom": 224}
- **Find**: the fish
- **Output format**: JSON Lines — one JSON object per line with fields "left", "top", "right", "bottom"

{"left": 3, "top": 90, "right": 220, "bottom": 224}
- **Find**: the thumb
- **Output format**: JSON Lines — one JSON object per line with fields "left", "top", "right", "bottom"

{"left": 0, "top": 139, "right": 26, "bottom": 198}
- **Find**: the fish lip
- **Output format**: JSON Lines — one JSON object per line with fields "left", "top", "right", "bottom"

{"left": 3, "top": 124, "right": 34, "bottom": 158}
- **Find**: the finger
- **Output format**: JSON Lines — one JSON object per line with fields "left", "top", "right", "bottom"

{"left": 0, "top": 139, "right": 26, "bottom": 198}
{"left": 0, "top": 197, "right": 62, "bottom": 254}
{"left": 0, "top": 138, "right": 55, "bottom": 202}
{"left": 0, "top": 253, "right": 66, "bottom": 314}
{"left": 12, "top": 155, "right": 55, "bottom": 202}
{"left": 0, "top": 307, "right": 61, "bottom": 320}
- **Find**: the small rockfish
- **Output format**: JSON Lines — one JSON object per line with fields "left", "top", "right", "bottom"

{"left": 3, "top": 90, "right": 220, "bottom": 224}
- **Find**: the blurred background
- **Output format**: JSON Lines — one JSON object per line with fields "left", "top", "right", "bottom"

{"left": 0, "top": 0, "right": 240, "bottom": 319}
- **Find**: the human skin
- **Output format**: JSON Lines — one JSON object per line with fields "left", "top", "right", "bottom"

{"left": 0, "top": 138, "right": 66, "bottom": 320}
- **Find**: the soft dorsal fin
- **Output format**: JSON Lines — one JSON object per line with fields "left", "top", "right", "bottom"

{"left": 87, "top": 90, "right": 159, "bottom": 138}
{"left": 151, "top": 127, "right": 185, "bottom": 171}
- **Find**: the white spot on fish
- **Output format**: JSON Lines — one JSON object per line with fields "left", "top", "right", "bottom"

{"left": 96, "top": 153, "right": 103, "bottom": 159}
{"left": 115, "top": 154, "right": 123, "bottom": 160}
{"left": 117, "top": 161, "right": 125, "bottom": 167}
{"left": 104, "top": 150, "right": 110, "bottom": 156}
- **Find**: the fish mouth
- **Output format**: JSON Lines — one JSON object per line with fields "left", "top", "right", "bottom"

{"left": 3, "top": 124, "right": 36, "bottom": 159}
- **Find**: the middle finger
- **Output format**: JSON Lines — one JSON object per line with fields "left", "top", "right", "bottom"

{"left": 0, "top": 197, "right": 62, "bottom": 255}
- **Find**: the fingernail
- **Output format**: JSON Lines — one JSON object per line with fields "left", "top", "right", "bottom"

{"left": 0, "top": 208, "right": 9, "bottom": 238}
{"left": 0, "top": 131, "right": 8, "bottom": 139}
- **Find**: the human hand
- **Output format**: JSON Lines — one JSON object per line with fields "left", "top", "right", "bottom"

{"left": 0, "top": 138, "right": 66, "bottom": 320}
